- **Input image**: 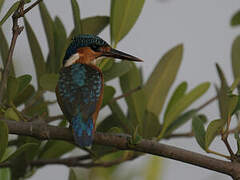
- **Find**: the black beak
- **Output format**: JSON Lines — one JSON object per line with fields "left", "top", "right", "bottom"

{"left": 103, "top": 48, "right": 143, "bottom": 62}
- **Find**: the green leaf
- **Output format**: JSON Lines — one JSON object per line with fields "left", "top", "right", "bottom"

{"left": 54, "top": 17, "right": 67, "bottom": 71}
{"left": 120, "top": 63, "right": 145, "bottom": 128}
{"left": 0, "top": 27, "right": 15, "bottom": 77}
{"left": 108, "top": 102, "right": 130, "bottom": 133}
{"left": 192, "top": 116, "right": 206, "bottom": 150}
{"left": 4, "top": 108, "right": 20, "bottom": 121}
{"left": 24, "top": 100, "right": 48, "bottom": 117}
{"left": 24, "top": 18, "right": 46, "bottom": 87}
{"left": 39, "top": 140, "right": 74, "bottom": 159}
{"left": 97, "top": 115, "right": 123, "bottom": 133}
{"left": 159, "top": 82, "right": 210, "bottom": 138}
{"left": 0, "top": 1, "right": 19, "bottom": 26}
{"left": 232, "top": 95, "right": 240, "bottom": 115}
{"left": 110, "top": 0, "right": 145, "bottom": 44}
{"left": 0, "top": 168, "right": 11, "bottom": 180}
{"left": 68, "top": 169, "right": 77, "bottom": 180}
{"left": 165, "top": 109, "right": 197, "bottom": 137}
{"left": 0, "top": 147, "right": 15, "bottom": 162}
{"left": 7, "top": 76, "right": 19, "bottom": 101}
{"left": 164, "top": 81, "right": 188, "bottom": 119}
{"left": 232, "top": 35, "right": 240, "bottom": 79}
{"left": 144, "top": 44, "right": 183, "bottom": 117}
{"left": 71, "top": 0, "right": 82, "bottom": 35}
{"left": 230, "top": 77, "right": 240, "bottom": 92}
{"left": 14, "top": 85, "right": 35, "bottom": 106}
{"left": 6, "top": 143, "right": 38, "bottom": 161}
{"left": 17, "top": 74, "right": 32, "bottom": 95}
{"left": 0, "top": 120, "right": 8, "bottom": 161}
{"left": 82, "top": 16, "right": 109, "bottom": 35}
{"left": 103, "top": 61, "right": 132, "bottom": 82}
{"left": 39, "top": 2, "right": 56, "bottom": 72}
{"left": 205, "top": 119, "right": 225, "bottom": 149}
{"left": 39, "top": 73, "right": 59, "bottom": 92}
{"left": 101, "top": 86, "right": 116, "bottom": 108}
{"left": 228, "top": 95, "right": 238, "bottom": 115}
{"left": 231, "top": 10, "right": 240, "bottom": 27}
{"left": 216, "top": 64, "right": 233, "bottom": 120}
{"left": 142, "top": 111, "right": 161, "bottom": 138}
{"left": 145, "top": 157, "right": 162, "bottom": 180}
{"left": 234, "top": 132, "right": 240, "bottom": 156}
{"left": 0, "top": 0, "right": 5, "bottom": 12}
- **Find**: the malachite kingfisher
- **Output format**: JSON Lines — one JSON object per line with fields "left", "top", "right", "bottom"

{"left": 56, "top": 34, "right": 143, "bottom": 147}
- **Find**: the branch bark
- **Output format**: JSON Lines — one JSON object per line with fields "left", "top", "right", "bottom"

{"left": 2, "top": 119, "right": 240, "bottom": 179}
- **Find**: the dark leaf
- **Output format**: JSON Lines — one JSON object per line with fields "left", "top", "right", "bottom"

{"left": 7, "top": 76, "right": 19, "bottom": 102}
{"left": 165, "top": 109, "right": 197, "bottom": 137}
{"left": 39, "top": 140, "right": 74, "bottom": 160}
{"left": 39, "top": 73, "right": 59, "bottom": 92}
{"left": 54, "top": 16, "right": 67, "bottom": 71}
{"left": 6, "top": 143, "right": 38, "bottom": 161}
{"left": 14, "top": 85, "right": 35, "bottom": 106}
{"left": 108, "top": 102, "right": 130, "bottom": 133}
{"left": 71, "top": 0, "right": 82, "bottom": 35}
{"left": 231, "top": 10, "right": 240, "bottom": 27}
{"left": 205, "top": 119, "right": 225, "bottom": 149}
{"left": 17, "top": 74, "right": 32, "bottom": 95}
{"left": 0, "top": 27, "right": 15, "bottom": 76}
{"left": 120, "top": 62, "right": 146, "bottom": 129}
{"left": 82, "top": 16, "right": 109, "bottom": 35}
{"left": 0, "top": 120, "right": 8, "bottom": 161}
{"left": 39, "top": 2, "right": 56, "bottom": 72}
{"left": 0, "top": 1, "right": 19, "bottom": 26}
{"left": 231, "top": 35, "right": 240, "bottom": 79}
{"left": 142, "top": 111, "right": 161, "bottom": 138}
{"left": 216, "top": 64, "right": 236, "bottom": 121}
{"left": 192, "top": 115, "right": 206, "bottom": 150}
{"left": 24, "top": 18, "right": 46, "bottom": 87}
{"left": 103, "top": 61, "right": 132, "bottom": 82}
{"left": 97, "top": 115, "right": 123, "bottom": 133}
{"left": 101, "top": 86, "right": 116, "bottom": 108}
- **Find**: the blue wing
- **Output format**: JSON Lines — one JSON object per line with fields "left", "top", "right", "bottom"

{"left": 56, "top": 63, "right": 102, "bottom": 147}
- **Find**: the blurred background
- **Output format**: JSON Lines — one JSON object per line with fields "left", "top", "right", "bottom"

{"left": 1, "top": 0, "right": 240, "bottom": 179}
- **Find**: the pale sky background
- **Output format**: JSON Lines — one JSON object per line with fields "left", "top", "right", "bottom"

{"left": 1, "top": 0, "right": 240, "bottom": 179}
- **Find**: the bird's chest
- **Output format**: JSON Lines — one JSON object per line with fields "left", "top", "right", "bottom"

{"left": 57, "top": 63, "right": 103, "bottom": 104}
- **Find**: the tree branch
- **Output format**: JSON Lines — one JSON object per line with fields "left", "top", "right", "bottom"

{"left": 2, "top": 119, "right": 240, "bottom": 179}
{"left": 0, "top": 0, "right": 43, "bottom": 103}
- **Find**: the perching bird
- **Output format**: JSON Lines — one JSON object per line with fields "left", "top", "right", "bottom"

{"left": 56, "top": 34, "right": 143, "bottom": 147}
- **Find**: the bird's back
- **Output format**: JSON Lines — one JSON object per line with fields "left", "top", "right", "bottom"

{"left": 56, "top": 63, "right": 103, "bottom": 147}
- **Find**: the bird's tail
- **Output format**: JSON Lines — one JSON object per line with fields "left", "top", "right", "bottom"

{"left": 71, "top": 113, "right": 94, "bottom": 147}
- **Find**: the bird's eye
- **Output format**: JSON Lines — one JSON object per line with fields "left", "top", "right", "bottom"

{"left": 90, "top": 44, "right": 100, "bottom": 51}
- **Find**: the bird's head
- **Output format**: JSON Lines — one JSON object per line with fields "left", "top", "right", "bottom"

{"left": 63, "top": 34, "right": 143, "bottom": 67}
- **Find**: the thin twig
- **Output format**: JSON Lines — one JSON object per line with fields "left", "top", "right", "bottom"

{"left": 109, "top": 86, "right": 142, "bottom": 104}
{"left": 21, "top": 0, "right": 43, "bottom": 16}
{"left": 45, "top": 115, "right": 65, "bottom": 123}
{"left": 196, "top": 95, "right": 217, "bottom": 112}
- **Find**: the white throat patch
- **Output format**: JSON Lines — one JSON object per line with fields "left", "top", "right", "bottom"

{"left": 64, "top": 53, "right": 80, "bottom": 67}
